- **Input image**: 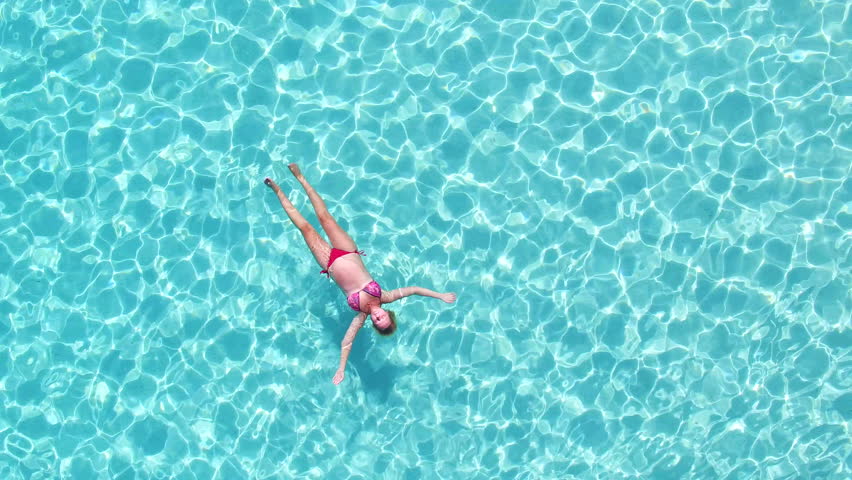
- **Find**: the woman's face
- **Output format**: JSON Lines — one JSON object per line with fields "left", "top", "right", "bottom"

{"left": 371, "top": 307, "right": 391, "bottom": 329}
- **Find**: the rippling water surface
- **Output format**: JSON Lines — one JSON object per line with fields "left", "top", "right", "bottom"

{"left": 0, "top": 0, "right": 850, "bottom": 478}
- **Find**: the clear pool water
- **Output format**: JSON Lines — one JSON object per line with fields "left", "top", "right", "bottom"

{"left": 0, "top": 0, "right": 850, "bottom": 478}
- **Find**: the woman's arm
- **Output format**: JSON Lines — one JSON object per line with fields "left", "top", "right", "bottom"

{"left": 381, "top": 286, "right": 457, "bottom": 304}
{"left": 333, "top": 312, "right": 367, "bottom": 385}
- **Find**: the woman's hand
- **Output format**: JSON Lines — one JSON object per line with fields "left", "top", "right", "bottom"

{"left": 441, "top": 292, "right": 457, "bottom": 304}
{"left": 333, "top": 369, "right": 345, "bottom": 385}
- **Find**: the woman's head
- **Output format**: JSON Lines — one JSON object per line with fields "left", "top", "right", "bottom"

{"left": 370, "top": 307, "right": 397, "bottom": 336}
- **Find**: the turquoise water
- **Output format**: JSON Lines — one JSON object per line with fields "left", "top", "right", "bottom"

{"left": 0, "top": 0, "right": 850, "bottom": 478}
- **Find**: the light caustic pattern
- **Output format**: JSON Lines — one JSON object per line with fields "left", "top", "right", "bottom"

{"left": 0, "top": 0, "right": 850, "bottom": 479}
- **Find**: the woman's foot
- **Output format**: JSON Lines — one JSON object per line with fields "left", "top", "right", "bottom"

{"left": 288, "top": 163, "right": 303, "bottom": 178}
{"left": 264, "top": 177, "right": 280, "bottom": 192}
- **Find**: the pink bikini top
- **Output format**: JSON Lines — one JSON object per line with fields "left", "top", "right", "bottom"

{"left": 347, "top": 281, "right": 382, "bottom": 312}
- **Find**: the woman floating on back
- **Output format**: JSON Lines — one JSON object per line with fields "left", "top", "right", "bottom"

{"left": 265, "top": 164, "right": 457, "bottom": 384}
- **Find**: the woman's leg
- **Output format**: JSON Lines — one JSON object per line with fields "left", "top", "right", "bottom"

{"left": 265, "top": 178, "right": 330, "bottom": 269}
{"left": 287, "top": 164, "right": 358, "bottom": 251}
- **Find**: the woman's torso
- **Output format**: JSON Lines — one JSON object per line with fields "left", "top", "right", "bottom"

{"left": 328, "top": 253, "right": 374, "bottom": 296}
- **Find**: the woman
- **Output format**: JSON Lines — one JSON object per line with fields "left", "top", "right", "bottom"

{"left": 265, "top": 164, "right": 457, "bottom": 385}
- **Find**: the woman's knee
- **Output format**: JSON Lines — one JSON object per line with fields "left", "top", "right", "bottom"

{"left": 297, "top": 222, "right": 315, "bottom": 235}
{"left": 317, "top": 211, "right": 335, "bottom": 225}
